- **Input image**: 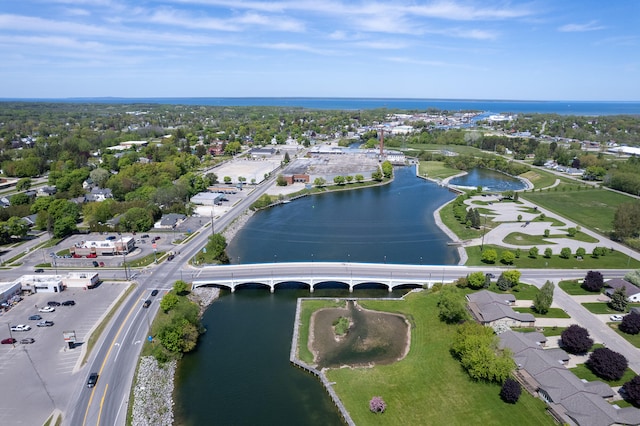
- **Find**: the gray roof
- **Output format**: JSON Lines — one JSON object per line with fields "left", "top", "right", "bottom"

{"left": 160, "top": 213, "right": 186, "bottom": 227}
{"left": 467, "top": 290, "right": 533, "bottom": 323}
{"left": 499, "top": 330, "right": 546, "bottom": 355}
{"left": 536, "top": 368, "right": 613, "bottom": 404}
{"left": 604, "top": 278, "right": 640, "bottom": 296}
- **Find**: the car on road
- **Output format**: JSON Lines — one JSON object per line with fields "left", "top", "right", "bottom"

{"left": 34, "top": 268, "right": 44, "bottom": 273}
{"left": 610, "top": 314, "right": 624, "bottom": 321}
{"left": 39, "top": 306, "right": 55, "bottom": 313}
{"left": 10, "top": 324, "right": 31, "bottom": 332}
{"left": 141, "top": 234, "right": 149, "bottom": 238}
{"left": 142, "top": 300, "right": 152, "bottom": 308}
{"left": 47, "top": 301, "right": 61, "bottom": 307}
{"left": 61, "top": 300, "right": 76, "bottom": 306}
{"left": 37, "top": 321, "right": 54, "bottom": 327}
{"left": 1, "top": 338, "right": 16, "bottom": 345}
{"left": 167, "top": 254, "right": 175, "bottom": 261}
{"left": 92, "top": 261, "right": 99, "bottom": 267}
{"left": 87, "top": 372, "right": 99, "bottom": 388}
{"left": 20, "top": 338, "right": 35, "bottom": 344}
{"left": 99, "top": 262, "right": 105, "bottom": 267}
{"left": 105, "top": 236, "right": 116, "bottom": 240}
{"left": 151, "top": 289, "right": 159, "bottom": 297}
{"left": 28, "top": 315, "right": 42, "bottom": 321}
{"left": 86, "top": 253, "right": 97, "bottom": 258}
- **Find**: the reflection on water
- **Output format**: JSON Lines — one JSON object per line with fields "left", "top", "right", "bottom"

{"left": 449, "top": 168, "right": 526, "bottom": 192}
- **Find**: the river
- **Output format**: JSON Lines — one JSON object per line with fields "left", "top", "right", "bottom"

{"left": 174, "top": 167, "right": 524, "bottom": 425}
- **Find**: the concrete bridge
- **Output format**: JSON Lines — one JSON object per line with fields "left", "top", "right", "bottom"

{"left": 190, "top": 262, "right": 602, "bottom": 293}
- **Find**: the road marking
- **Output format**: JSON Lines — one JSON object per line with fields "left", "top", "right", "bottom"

{"left": 82, "top": 293, "right": 143, "bottom": 426}
{"left": 97, "top": 383, "right": 109, "bottom": 426}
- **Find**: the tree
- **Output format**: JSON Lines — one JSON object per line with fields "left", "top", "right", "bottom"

{"left": 371, "top": 169, "right": 383, "bottom": 181}
{"left": 561, "top": 324, "right": 593, "bottom": 354}
{"left": 544, "top": 247, "right": 552, "bottom": 258}
{"left": 592, "top": 246, "right": 607, "bottom": 258}
{"left": 53, "top": 216, "right": 77, "bottom": 238}
{"left": 313, "top": 177, "right": 326, "bottom": 187}
{"left": 10, "top": 193, "right": 30, "bottom": 205}
{"left": 437, "top": 286, "right": 470, "bottom": 323}
{"left": 528, "top": 246, "right": 539, "bottom": 258}
{"left": 160, "top": 293, "right": 179, "bottom": 312}
{"left": 223, "top": 176, "right": 232, "bottom": 184}
{"left": 173, "top": 280, "right": 189, "bottom": 296}
{"left": 560, "top": 247, "right": 572, "bottom": 259}
{"left": 355, "top": 174, "right": 364, "bottom": 183}
{"left": 609, "top": 287, "right": 628, "bottom": 312}
{"left": 576, "top": 247, "right": 586, "bottom": 258}
{"left": 121, "top": 207, "right": 154, "bottom": 232}
{"left": 586, "top": 348, "right": 628, "bottom": 381}
{"left": 16, "top": 178, "right": 31, "bottom": 191}
{"left": 543, "top": 229, "right": 550, "bottom": 238}
{"left": 381, "top": 160, "right": 393, "bottom": 178}
{"left": 481, "top": 249, "right": 497, "bottom": 264}
{"left": 501, "top": 250, "right": 515, "bottom": 265}
{"left": 369, "top": 396, "right": 386, "bottom": 414}
{"left": 567, "top": 227, "right": 577, "bottom": 237}
{"left": 502, "top": 270, "right": 521, "bottom": 287}
{"left": 467, "top": 271, "right": 486, "bottom": 289}
{"left": 276, "top": 175, "right": 288, "bottom": 186}
{"left": 4, "top": 217, "right": 29, "bottom": 238}
{"left": 619, "top": 312, "right": 640, "bottom": 335}
{"left": 500, "top": 378, "right": 522, "bottom": 404}
{"left": 90, "top": 168, "right": 110, "bottom": 188}
{"left": 333, "top": 175, "right": 346, "bottom": 185}
{"left": 622, "top": 375, "right": 640, "bottom": 407}
{"left": 624, "top": 270, "right": 640, "bottom": 287}
{"left": 283, "top": 152, "right": 290, "bottom": 164}
{"left": 533, "top": 280, "right": 555, "bottom": 315}
{"left": 582, "top": 270, "right": 604, "bottom": 292}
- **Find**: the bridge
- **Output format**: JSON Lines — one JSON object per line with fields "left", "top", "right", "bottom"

{"left": 190, "top": 262, "right": 602, "bottom": 293}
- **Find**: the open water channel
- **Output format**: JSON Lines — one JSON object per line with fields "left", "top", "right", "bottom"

{"left": 174, "top": 167, "right": 523, "bottom": 425}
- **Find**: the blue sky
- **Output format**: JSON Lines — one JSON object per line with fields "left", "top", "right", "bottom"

{"left": 1, "top": 1, "right": 638, "bottom": 100}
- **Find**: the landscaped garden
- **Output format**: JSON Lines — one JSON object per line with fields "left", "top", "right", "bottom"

{"left": 299, "top": 291, "right": 555, "bottom": 425}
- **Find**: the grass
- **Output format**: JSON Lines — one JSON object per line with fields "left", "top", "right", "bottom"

{"left": 320, "top": 292, "right": 554, "bottom": 425}
{"left": 581, "top": 303, "right": 620, "bottom": 315}
{"left": 417, "top": 161, "right": 464, "bottom": 180}
{"left": 82, "top": 283, "right": 135, "bottom": 366}
{"left": 513, "top": 307, "right": 571, "bottom": 318}
{"left": 298, "top": 299, "right": 345, "bottom": 364}
{"left": 465, "top": 244, "right": 640, "bottom": 269}
{"left": 485, "top": 282, "right": 541, "bottom": 300}
{"left": 127, "top": 251, "right": 165, "bottom": 267}
{"left": 521, "top": 188, "right": 634, "bottom": 236}
{"left": 559, "top": 280, "right": 598, "bottom": 296}
{"left": 609, "top": 323, "right": 640, "bottom": 348}
{"left": 503, "top": 232, "right": 557, "bottom": 246}
{"left": 518, "top": 326, "right": 567, "bottom": 337}
{"left": 439, "top": 201, "right": 489, "bottom": 241}
{"left": 519, "top": 170, "right": 559, "bottom": 190}
{"left": 570, "top": 364, "right": 636, "bottom": 387}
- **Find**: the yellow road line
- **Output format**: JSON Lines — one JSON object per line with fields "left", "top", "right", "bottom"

{"left": 97, "top": 383, "right": 109, "bottom": 426}
{"left": 82, "top": 293, "right": 143, "bottom": 426}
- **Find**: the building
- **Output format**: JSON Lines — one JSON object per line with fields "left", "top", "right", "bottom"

{"left": 85, "top": 187, "right": 114, "bottom": 202}
{"left": 282, "top": 174, "right": 310, "bottom": 185}
{"left": 70, "top": 237, "right": 135, "bottom": 256}
{"left": 604, "top": 278, "right": 640, "bottom": 303}
{"left": 16, "top": 275, "right": 65, "bottom": 294}
{"left": 154, "top": 213, "right": 186, "bottom": 229}
{"left": 0, "top": 281, "right": 23, "bottom": 307}
{"left": 64, "top": 272, "right": 100, "bottom": 289}
{"left": 191, "top": 192, "right": 225, "bottom": 206}
{"left": 466, "top": 290, "right": 535, "bottom": 328}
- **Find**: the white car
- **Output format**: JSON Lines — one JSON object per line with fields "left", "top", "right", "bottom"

{"left": 10, "top": 324, "right": 31, "bottom": 332}
{"left": 610, "top": 314, "right": 624, "bottom": 322}
{"left": 38, "top": 306, "right": 55, "bottom": 313}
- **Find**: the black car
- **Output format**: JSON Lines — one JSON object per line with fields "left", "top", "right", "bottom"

{"left": 87, "top": 372, "right": 99, "bottom": 388}
{"left": 141, "top": 234, "right": 149, "bottom": 238}
{"left": 28, "top": 315, "right": 42, "bottom": 321}
{"left": 167, "top": 254, "right": 175, "bottom": 261}
{"left": 61, "top": 300, "right": 75, "bottom": 306}
{"left": 47, "top": 301, "right": 61, "bottom": 307}
{"left": 142, "top": 300, "right": 152, "bottom": 308}
{"left": 92, "top": 261, "right": 99, "bottom": 267}
{"left": 150, "top": 289, "right": 159, "bottom": 297}
{"left": 34, "top": 268, "right": 44, "bottom": 273}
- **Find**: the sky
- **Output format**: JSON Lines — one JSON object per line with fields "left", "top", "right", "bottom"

{"left": 1, "top": 1, "right": 639, "bottom": 100}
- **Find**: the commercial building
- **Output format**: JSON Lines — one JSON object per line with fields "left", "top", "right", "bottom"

{"left": 70, "top": 237, "right": 135, "bottom": 256}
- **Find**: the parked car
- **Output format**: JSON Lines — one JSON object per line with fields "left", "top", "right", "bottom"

{"left": 1, "top": 338, "right": 16, "bottom": 345}
{"left": 20, "top": 338, "right": 35, "bottom": 344}
{"left": 99, "top": 262, "right": 105, "bottom": 267}
{"left": 28, "top": 315, "right": 42, "bottom": 321}
{"left": 48, "top": 301, "right": 61, "bottom": 307}
{"left": 61, "top": 300, "right": 75, "bottom": 306}
{"left": 39, "top": 306, "right": 55, "bottom": 313}
{"left": 86, "top": 253, "right": 97, "bottom": 258}
{"left": 73, "top": 254, "right": 82, "bottom": 258}
{"left": 92, "top": 261, "right": 99, "bottom": 267}
{"left": 610, "top": 314, "right": 624, "bottom": 321}
{"left": 34, "top": 268, "right": 44, "bottom": 273}
{"left": 10, "top": 324, "right": 31, "bottom": 332}
{"left": 87, "top": 372, "right": 99, "bottom": 388}
{"left": 141, "top": 234, "right": 149, "bottom": 238}
{"left": 151, "top": 289, "right": 159, "bottom": 297}
{"left": 105, "top": 236, "right": 116, "bottom": 240}
{"left": 142, "top": 300, "right": 152, "bottom": 308}
{"left": 37, "top": 321, "right": 54, "bottom": 327}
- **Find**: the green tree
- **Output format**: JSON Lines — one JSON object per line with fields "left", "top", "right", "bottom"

{"left": 560, "top": 247, "right": 572, "bottom": 259}
{"left": 283, "top": 152, "right": 291, "bottom": 164}
{"left": 355, "top": 174, "right": 364, "bottom": 183}
{"left": 4, "top": 217, "right": 29, "bottom": 238}
{"left": 481, "top": 249, "right": 497, "bottom": 264}
{"left": 9, "top": 193, "right": 30, "bottom": 205}
{"left": 437, "top": 285, "right": 469, "bottom": 323}
{"left": 576, "top": 247, "right": 586, "bottom": 258}
{"left": 609, "top": 287, "right": 628, "bottom": 312}
{"left": 121, "top": 207, "right": 154, "bottom": 232}
{"left": 90, "top": 168, "right": 110, "bottom": 188}
{"left": 529, "top": 246, "right": 539, "bottom": 258}
{"left": 160, "top": 292, "right": 179, "bottom": 312}
{"left": 371, "top": 169, "right": 383, "bottom": 181}
{"left": 503, "top": 270, "right": 521, "bottom": 287}
{"left": 381, "top": 160, "right": 393, "bottom": 178}
{"left": 543, "top": 229, "right": 550, "bottom": 238}
{"left": 16, "top": 178, "right": 32, "bottom": 191}
{"left": 313, "top": 177, "right": 326, "bottom": 187}
{"left": 533, "top": 280, "right": 555, "bottom": 314}
{"left": 333, "top": 175, "right": 346, "bottom": 185}
{"left": 544, "top": 247, "right": 553, "bottom": 258}
{"left": 276, "top": 175, "right": 288, "bottom": 186}
{"left": 467, "top": 271, "right": 486, "bottom": 289}
{"left": 501, "top": 250, "right": 515, "bottom": 265}
{"left": 223, "top": 176, "right": 232, "bottom": 184}
{"left": 53, "top": 216, "right": 77, "bottom": 238}
{"left": 173, "top": 280, "right": 189, "bottom": 296}
{"left": 567, "top": 227, "right": 577, "bottom": 237}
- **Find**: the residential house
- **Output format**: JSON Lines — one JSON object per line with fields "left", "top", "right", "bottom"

{"left": 604, "top": 278, "right": 640, "bottom": 303}
{"left": 37, "top": 186, "right": 57, "bottom": 197}
{"left": 466, "top": 290, "right": 535, "bottom": 328}
{"left": 154, "top": 213, "right": 186, "bottom": 229}
{"left": 86, "top": 188, "right": 114, "bottom": 202}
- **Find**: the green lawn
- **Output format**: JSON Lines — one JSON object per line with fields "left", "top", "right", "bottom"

{"left": 570, "top": 364, "right": 636, "bottom": 387}
{"left": 519, "top": 170, "right": 559, "bottom": 190}
{"left": 519, "top": 326, "right": 567, "bottom": 337}
{"left": 417, "top": 161, "right": 464, "bottom": 180}
{"left": 465, "top": 244, "right": 640, "bottom": 269}
{"left": 581, "top": 303, "right": 619, "bottom": 315}
{"left": 521, "top": 188, "right": 634, "bottom": 236}
{"left": 503, "top": 232, "right": 557, "bottom": 246}
{"left": 609, "top": 323, "right": 640, "bottom": 348}
{"left": 513, "top": 307, "right": 571, "bottom": 318}
{"left": 439, "top": 201, "right": 488, "bottom": 241}
{"left": 559, "top": 280, "right": 598, "bottom": 296}
{"left": 485, "top": 282, "right": 541, "bottom": 300}
{"left": 322, "top": 292, "right": 554, "bottom": 425}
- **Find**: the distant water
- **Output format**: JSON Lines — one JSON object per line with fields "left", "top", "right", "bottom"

{"left": 2, "top": 97, "right": 639, "bottom": 115}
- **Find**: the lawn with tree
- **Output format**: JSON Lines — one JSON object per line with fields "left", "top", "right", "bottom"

{"left": 561, "top": 325, "right": 594, "bottom": 354}
{"left": 585, "top": 348, "right": 628, "bottom": 381}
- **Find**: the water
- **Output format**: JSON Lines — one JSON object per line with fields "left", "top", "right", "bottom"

{"left": 174, "top": 167, "right": 524, "bottom": 425}
{"left": 3, "top": 97, "right": 638, "bottom": 115}
{"left": 449, "top": 168, "right": 527, "bottom": 192}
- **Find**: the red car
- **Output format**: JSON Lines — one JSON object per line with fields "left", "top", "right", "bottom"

{"left": 1, "top": 338, "right": 16, "bottom": 345}
{"left": 86, "top": 253, "right": 97, "bottom": 258}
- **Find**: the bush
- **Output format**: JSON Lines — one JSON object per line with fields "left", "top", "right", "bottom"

{"left": 582, "top": 270, "right": 604, "bottom": 292}
{"left": 622, "top": 375, "right": 640, "bottom": 407}
{"left": 561, "top": 324, "right": 594, "bottom": 354}
{"left": 369, "top": 396, "right": 386, "bottom": 414}
{"left": 619, "top": 312, "right": 640, "bottom": 335}
{"left": 586, "top": 348, "right": 628, "bottom": 381}
{"left": 500, "top": 378, "right": 522, "bottom": 403}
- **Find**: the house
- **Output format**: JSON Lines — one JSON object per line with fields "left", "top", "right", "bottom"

{"left": 250, "top": 147, "right": 275, "bottom": 158}
{"left": 86, "top": 187, "right": 114, "bottom": 202}
{"left": 466, "top": 290, "right": 535, "bottom": 328}
{"left": 604, "top": 278, "right": 640, "bottom": 303}
{"left": 37, "top": 186, "right": 57, "bottom": 197}
{"left": 154, "top": 213, "right": 186, "bottom": 229}
{"left": 0, "top": 196, "right": 10, "bottom": 208}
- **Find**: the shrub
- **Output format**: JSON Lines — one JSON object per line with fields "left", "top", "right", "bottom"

{"left": 369, "top": 396, "right": 386, "bottom": 414}
{"left": 608, "top": 287, "right": 628, "bottom": 312}
{"left": 544, "top": 247, "right": 552, "bottom": 258}
{"left": 560, "top": 247, "right": 572, "bottom": 259}
{"left": 561, "top": 324, "right": 593, "bottom": 354}
{"left": 500, "top": 378, "right": 522, "bottom": 403}
{"left": 528, "top": 246, "right": 539, "bottom": 258}
{"left": 582, "top": 270, "right": 604, "bottom": 292}
{"left": 481, "top": 249, "right": 498, "bottom": 264}
{"left": 437, "top": 286, "right": 470, "bottom": 324}
{"left": 622, "top": 375, "right": 640, "bottom": 408}
{"left": 586, "top": 348, "right": 628, "bottom": 381}
{"left": 619, "top": 312, "right": 640, "bottom": 335}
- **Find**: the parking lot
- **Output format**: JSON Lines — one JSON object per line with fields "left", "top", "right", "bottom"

{"left": 0, "top": 281, "right": 128, "bottom": 426}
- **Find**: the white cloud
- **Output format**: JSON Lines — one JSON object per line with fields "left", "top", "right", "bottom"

{"left": 558, "top": 20, "right": 605, "bottom": 32}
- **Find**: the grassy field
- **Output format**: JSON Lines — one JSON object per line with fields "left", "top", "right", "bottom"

{"left": 513, "top": 307, "right": 571, "bottom": 318}
{"left": 519, "top": 170, "right": 559, "bottom": 190}
{"left": 558, "top": 280, "right": 598, "bottom": 296}
{"left": 519, "top": 326, "right": 566, "bottom": 337}
{"left": 609, "top": 323, "right": 640, "bottom": 348}
{"left": 570, "top": 364, "right": 636, "bottom": 387}
{"left": 323, "top": 292, "right": 554, "bottom": 425}
{"left": 521, "top": 188, "right": 633, "bottom": 235}
{"left": 439, "top": 200, "right": 491, "bottom": 241}
{"left": 465, "top": 244, "right": 640, "bottom": 269}
{"left": 417, "top": 161, "right": 464, "bottom": 180}
{"left": 581, "top": 303, "right": 621, "bottom": 315}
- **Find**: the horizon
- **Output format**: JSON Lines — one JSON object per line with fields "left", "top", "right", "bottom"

{"left": 2, "top": 1, "right": 639, "bottom": 101}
